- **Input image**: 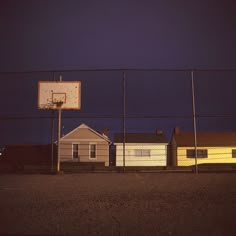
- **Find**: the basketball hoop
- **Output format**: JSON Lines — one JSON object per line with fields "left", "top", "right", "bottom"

{"left": 53, "top": 101, "right": 64, "bottom": 108}
{"left": 37, "top": 80, "right": 81, "bottom": 174}
{"left": 38, "top": 81, "right": 81, "bottom": 110}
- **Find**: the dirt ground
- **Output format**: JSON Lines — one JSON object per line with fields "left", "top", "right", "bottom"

{"left": 0, "top": 173, "right": 236, "bottom": 236}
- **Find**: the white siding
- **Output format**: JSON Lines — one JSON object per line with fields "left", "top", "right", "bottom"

{"left": 115, "top": 143, "right": 167, "bottom": 166}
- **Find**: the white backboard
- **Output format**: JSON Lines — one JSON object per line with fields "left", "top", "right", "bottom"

{"left": 38, "top": 81, "right": 81, "bottom": 110}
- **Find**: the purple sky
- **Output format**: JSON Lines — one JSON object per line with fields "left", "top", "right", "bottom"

{"left": 1, "top": 0, "right": 236, "bottom": 71}
{"left": 0, "top": 0, "right": 236, "bottom": 145}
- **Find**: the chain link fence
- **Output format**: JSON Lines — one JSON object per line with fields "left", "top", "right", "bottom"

{"left": 1, "top": 69, "right": 236, "bottom": 171}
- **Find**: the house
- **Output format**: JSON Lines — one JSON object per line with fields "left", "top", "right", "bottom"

{"left": 170, "top": 127, "right": 236, "bottom": 166}
{"left": 60, "top": 124, "right": 111, "bottom": 166}
{"left": 114, "top": 131, "right": 168, "bottom": 166}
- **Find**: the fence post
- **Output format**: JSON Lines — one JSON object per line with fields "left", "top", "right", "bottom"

{"left": 51, "top": 71, "right": 56, "bottom": 172}
{"left": 123, "top": 71, "right": 126, "bottom": 171}
{"left": 191, "top": 71, "right": 198, "bottom": 174}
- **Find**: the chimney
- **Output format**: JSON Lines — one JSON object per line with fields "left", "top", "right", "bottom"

{"left": 156, "top": 130, "right": 163, "bottom": 135}
{"left": 102, "top": 128, "right": 109, "bottom": 138}
{"left": 174, "top": 127, "right": 180, "bottom": 135}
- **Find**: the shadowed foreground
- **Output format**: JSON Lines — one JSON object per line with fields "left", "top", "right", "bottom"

{"left": 0, "top": 173, "right": 236, "bottom": 236}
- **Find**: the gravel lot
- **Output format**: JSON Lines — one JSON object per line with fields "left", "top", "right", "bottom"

{"left": 0, "top": 173, "right": 236, "bottom": 236}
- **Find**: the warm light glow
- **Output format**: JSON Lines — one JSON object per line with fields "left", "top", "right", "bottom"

{"left": 177, "top": 146, "right": 236, "bottom": 166}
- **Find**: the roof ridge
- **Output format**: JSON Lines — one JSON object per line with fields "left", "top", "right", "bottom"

{"left": 61, "top": 123, "right": 111, "bottom": 143}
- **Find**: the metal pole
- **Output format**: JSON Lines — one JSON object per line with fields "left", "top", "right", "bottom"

{"left": 51, "top": 72, "right": 56, "bottom": 172}
{"left": 191, "top": 71, "right": 198, "bottom": 174}
{"left": 51, "top": 110, "right": 55, "bottom": 172}
{"left": 57, "top": 107, "right": 62, "bottom": 173}
{"left": 123, "top": 71, "right": 126, "bottom": 171}
{"left": 56, "top": 75, "right": 63, "bottom": 173}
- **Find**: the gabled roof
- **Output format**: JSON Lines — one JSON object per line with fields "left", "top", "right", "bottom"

{"left": 61, "top": 123, "right": 111, "bottom": 143}
{"left": 172, "top": 131, "right": 236, "bottom": 147}
{"left": 114, "top": 133, "right": 167, "bottom": 144}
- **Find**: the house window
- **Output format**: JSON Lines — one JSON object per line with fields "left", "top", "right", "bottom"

{"left": 135, "top": 149, "right": 142, "bottom": 157}
{"left": 186, "top": 149, "right": 208, "bottom": 158}
{"left": 90, "top": 144, "right": 96, "bottom": 158}
{"left": 142, "top": 149, "right": 151, "bottom": 157}
{"left": 232, "top": 149, "right": 236, "bottom": 158}
{"left": 134, "top": 149, "right": 151, "bottom": 157}
{"left": 72, "top": 144, "right": 79, "bottom": 159}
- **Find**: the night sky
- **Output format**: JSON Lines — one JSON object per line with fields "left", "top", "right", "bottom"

{"left": 0, "top": 0, "right": 236, "bottom": 145}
